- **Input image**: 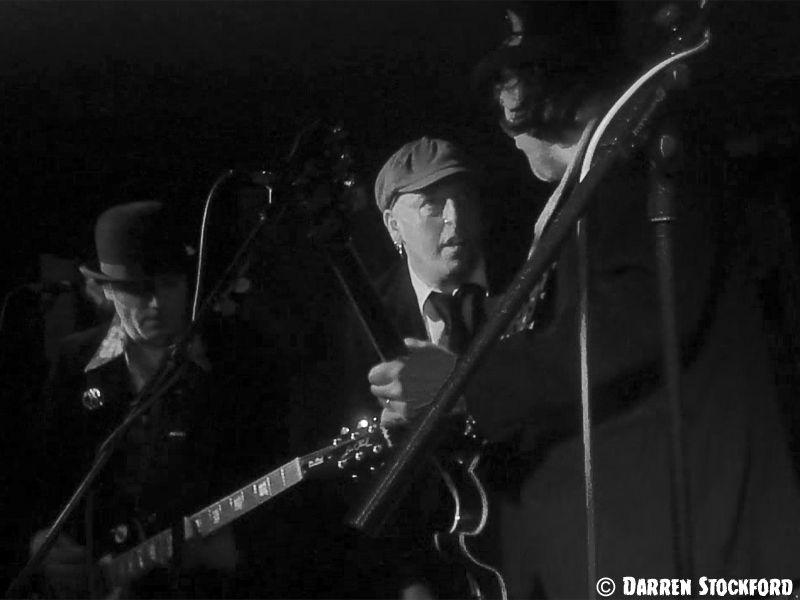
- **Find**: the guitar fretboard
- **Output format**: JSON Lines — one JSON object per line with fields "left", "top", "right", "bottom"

{"left": 106, "top": 529, "right": 174, "bottom": 588}
{"left": 105, "top": 457, "right": 305, "bottom": 588}
{"left": 187, "top": 458, "right": 304, "bottom": 537}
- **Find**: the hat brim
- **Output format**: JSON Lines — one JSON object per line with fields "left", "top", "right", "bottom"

{"left": 471, "top": 35, "right": 593, "bottom": 95}
{"left": 395, "top": 165, "right": 476, "bottom": 197}
{"left": 78, "top": 263, "right": 145, "bottom": 283}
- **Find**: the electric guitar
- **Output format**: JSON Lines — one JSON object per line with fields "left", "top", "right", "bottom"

{"left": 101, "top": 418, "right": 387, "bottom": 593}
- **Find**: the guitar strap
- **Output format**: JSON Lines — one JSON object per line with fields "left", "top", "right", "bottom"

{"left": 505, "top": 121, "right": 597, "bottom": 338}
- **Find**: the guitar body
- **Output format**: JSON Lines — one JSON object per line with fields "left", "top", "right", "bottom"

{"left": 431, "top": 421, "right": 508, "bottom": 600}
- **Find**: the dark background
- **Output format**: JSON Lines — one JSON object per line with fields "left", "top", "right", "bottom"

{"left": 1, "top": 0, "right": 799, "bottom": 594}
{"left": 0, "top": 0, "right": 794, "bottom": 284}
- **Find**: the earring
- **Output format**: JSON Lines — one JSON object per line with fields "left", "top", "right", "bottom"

{"left": 394, "top": 240, "right": 405, "bottom": 257}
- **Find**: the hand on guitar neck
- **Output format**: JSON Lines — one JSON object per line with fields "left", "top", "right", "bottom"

{"left": 29, "top": 531, "right": 87, "bottom": 598}
{"left": 369, "top": 337, "right": 460, "bottom": 427}
{"left": 29, "top": 525, "right": 239, "bottom": 598}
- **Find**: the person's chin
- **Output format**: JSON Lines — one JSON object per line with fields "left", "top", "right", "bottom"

{"left": 141, "top": 326, "right": 173, "bottom": 346}
{"left": 441, "top": 250, "right": 475, "bottom": 275}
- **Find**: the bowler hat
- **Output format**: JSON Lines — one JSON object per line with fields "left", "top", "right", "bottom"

{"left": 374, "top": 137, "right": 477, "bottom": 211}
{"left": 79, "top": 201, "right": 193, "bottom": 282}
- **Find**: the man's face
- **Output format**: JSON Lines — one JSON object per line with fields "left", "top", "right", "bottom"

{"left": 494, "top": 70, "right": 534, "bottom": 130}
{"left": 384, "top": 175, "right": 482, "bottom": 289}
{"left": 513, "top": 132, "right": 572, "bottom": 183}
{"left": 105, "top": 273, "right": 188, "bottom": 347}
{"left": 493, "top": 69, "right": 573, "bottom": 183}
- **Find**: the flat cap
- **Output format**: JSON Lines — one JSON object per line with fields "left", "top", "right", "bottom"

{"left": 374, "top": 137, "right": 476, "bottom": 211}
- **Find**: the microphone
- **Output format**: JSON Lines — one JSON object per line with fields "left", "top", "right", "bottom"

{"left": 24, "top": 281, "right": 79, "bottom": 294}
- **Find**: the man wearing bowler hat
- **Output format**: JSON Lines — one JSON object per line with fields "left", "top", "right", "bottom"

{"left": 29, "top": 201, "right": 267, "bottom": 597}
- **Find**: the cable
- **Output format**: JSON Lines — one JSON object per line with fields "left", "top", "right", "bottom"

{"left": 190, "top": 170, "right": 236, "bottom": 322}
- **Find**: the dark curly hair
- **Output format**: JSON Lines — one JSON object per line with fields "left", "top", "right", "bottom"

{"left": 472, "top": 3, "right": 633, "bottom": 143}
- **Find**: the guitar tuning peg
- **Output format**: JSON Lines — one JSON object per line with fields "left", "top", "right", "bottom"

{"left": 110, "top": 523, "right": 129, "bottom": 544}
{"left": 653, "top": 3, "right": 681, "bottom": 29}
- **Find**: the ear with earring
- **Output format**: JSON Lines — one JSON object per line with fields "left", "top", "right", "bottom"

{"left": 394, "top": 240, "right": 405, "bottom": 258}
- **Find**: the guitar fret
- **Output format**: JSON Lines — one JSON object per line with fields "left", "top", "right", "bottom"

{"left": 267, "top": 472, "right": 279, "bottom": 495}
{"left": 106, "top": 454, "right": 317, "bottom": 586}
{"left": 230, "top": 490, "right": 245, "bottom": 512}
{"left": 188, "top": 458, "right": 304, "bottom": 538}
{"left": 106, "top": 528, "right": 173, "bottom": 589}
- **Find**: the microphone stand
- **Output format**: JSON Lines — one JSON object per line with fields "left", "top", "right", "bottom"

{"left": 648, "top": 129, "right": 695, "bottom": 580}
{"left": 348, "top": 55, "right": 704, "bottom": 536}
{"left": 6, "top": 172, "right": 283, "bottom": 599}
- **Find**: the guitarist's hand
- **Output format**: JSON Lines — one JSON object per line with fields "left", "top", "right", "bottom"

{"left": 182, "top": 526, "right": 239, "bottom": 573}
{"left": 369, "top": 338, "right": 456, "bottom": 425}
{"left": 29, "top": 529, "right": 89, "bottom": 597}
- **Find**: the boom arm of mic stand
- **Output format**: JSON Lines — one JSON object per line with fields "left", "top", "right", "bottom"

{"left": 6, "top": 174, "right": 284, "bottom": 599}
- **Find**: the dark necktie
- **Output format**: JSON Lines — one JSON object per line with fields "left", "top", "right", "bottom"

{"left": 427, "top": 283, "right": 487, "bottom": 355}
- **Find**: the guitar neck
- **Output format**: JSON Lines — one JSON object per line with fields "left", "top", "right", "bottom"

{"left": 105, "top": 450, "right": 320, "bottom": 588}
{"left": 323, "top": 240, "right": 407, "bottom": 361}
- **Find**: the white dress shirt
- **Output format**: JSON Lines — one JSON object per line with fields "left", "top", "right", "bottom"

{"left": 406, "top": 260, "right": 488, "bottom": 346}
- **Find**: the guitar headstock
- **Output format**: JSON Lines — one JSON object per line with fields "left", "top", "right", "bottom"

{"left": 301, "top": 417, "right": 390, "bottom": 479}
{"left": 282, "top": 121, "right": 369, "bottom": 245}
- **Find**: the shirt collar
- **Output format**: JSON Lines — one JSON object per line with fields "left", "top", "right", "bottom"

{"left": 84, "top": 315, "right": 209, "bottom": 373}
{"left": 406, "top": 259, "right": 488, "bottom": 319}
{"left": 85, "top": 315, "right": 127, "bottom": 372}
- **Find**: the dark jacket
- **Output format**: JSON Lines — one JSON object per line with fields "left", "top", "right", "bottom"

{"left": 335, "top": 259, "right": 490, "bottom": 598}
{"left": 465, "top": 147, "right": 800, "bottom": 597}
{"left": 35, "top": 318, "right": 290, "bottom": 597}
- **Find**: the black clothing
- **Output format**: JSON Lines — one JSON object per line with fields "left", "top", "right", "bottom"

{"left": 464, "top": 147, "right": 800, "bottom": 597}
{"left": 35, "top": 318, "right": 289, "bottom": 597}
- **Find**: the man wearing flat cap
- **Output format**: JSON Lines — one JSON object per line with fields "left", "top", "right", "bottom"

{"left": 368, "top": 4, "right": 800, "bottom": 599}
{"left": 29, "top": 201, "right": 279, "bottom": 597}
{"left": 330, "top": 137, "right": 493, "bottom": 599}
{"left": 374, "top": 137, "right": 488, "bottom": 357}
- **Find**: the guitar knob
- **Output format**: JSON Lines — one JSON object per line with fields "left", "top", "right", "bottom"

{"left": 81, "top": 387, "right": 105, "bottom": 411}
{"left": 355, "top": 451, "right": 365, "bottom": 462}
{"left": 340, "top": 427, "right": 350, "bottom": 435}
{"left": 372, "top": 444, "right": 383, "bottom": 454}
{"left": 337, "top": 459, "right": 349, "bottom": 469}
{"left": 653, "top": 3, "right": 681, "bottom": 29}
{"left": 110, "top": 524, "right": 129, "bottom": 545}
